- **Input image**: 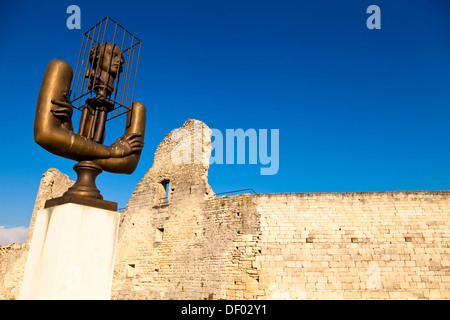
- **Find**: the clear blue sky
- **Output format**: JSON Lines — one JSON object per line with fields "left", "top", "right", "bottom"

{"left": 0, "top": 0, "right": 450, "bottom": 231}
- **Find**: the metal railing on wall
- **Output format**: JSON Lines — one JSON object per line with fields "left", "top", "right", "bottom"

{"left": 215, "top": 189, "right": 257, "bottom": 197}
{"left": 158, "top": 197, "right": 169, "bottom": 205}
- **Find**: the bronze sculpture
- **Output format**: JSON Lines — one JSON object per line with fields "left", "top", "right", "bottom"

{"left": 34, "top": 18, "right": 145, "bottom": 210}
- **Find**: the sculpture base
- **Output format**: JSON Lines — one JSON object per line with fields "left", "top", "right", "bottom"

{"left": 45, "top": 194, "right": 117, "bottom": 211}
{"left": 45, "top": 160, "right": 117, "bottom": 211}
{"left": 18, "top": 203, "right": 120, "bottom": 300}
{"left": 64, "top": 161, "right": 104, "bottom": 200}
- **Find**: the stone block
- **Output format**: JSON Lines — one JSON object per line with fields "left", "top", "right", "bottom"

{"left": 19, "top": 203, "right": 120, "bottom": 300}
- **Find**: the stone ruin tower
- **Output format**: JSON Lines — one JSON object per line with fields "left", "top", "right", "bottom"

{"left": 110, "top": 119, "right": 260, "bottom": 299}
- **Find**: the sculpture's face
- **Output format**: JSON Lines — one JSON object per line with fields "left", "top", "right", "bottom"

{"left": 99, "top": 43, "right": 124, "bottom": 77}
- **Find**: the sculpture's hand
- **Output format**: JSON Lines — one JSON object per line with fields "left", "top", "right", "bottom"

{"left": 109, "top": 133, "right": 144, "bottom": 158}
{"left": 50, "top": 92, "right": 73, "bottom": 123}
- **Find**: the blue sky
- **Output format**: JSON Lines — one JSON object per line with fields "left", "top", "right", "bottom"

{"left": 0, "top": 0, "right": 450, "bottom": 239}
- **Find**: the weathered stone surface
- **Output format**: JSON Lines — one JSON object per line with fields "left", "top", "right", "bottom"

{"left": 26, "top": 168, "right": 74, "bottom": 244}
{"left": 1, "top": 119, "right": 450, "bottom": 300}
{"left": 0, "top": 169, "right": 73, "bottom": 300}
{"left": 0, "top": 243, "right": 27, "bottom": 300}
{"left": 254, "top": 192, "right": 450, "bottom": 299}
{"left": 19, "top": 203, "right": 120, "bottom": 300}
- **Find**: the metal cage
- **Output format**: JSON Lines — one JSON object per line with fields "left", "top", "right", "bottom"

{"left": 69, "top": 16, "right": 142, "bottom": 121}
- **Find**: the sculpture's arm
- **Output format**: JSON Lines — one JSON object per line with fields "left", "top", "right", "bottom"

{"left": 94, "top": 102, "right": 146, "bottom": 174}
{"left": 34, "top": 59, "right": 139, "bottom": 162}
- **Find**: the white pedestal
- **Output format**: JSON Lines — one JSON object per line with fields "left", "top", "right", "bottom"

{"left": 19, "top": 203, "right": 120, "bottom": 300}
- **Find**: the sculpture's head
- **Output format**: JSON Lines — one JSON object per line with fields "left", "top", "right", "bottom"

{"left": 87, "top": 42, "right": 125, "bottom": 97}
{"left": 89, "top": 42, "right": 124, "bottom": 78}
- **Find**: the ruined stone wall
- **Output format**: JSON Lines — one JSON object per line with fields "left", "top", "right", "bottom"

{"left": 1, "top": 119, "right": 449, "bottom": 300}
{"left": 111, "top": 190, "right": 450, "bottom": 300}
{"left": 0, "top": 169, "right": 73, "bottom": 299}
{"left": 25, "top": 169, "right": 74, "bottom": 244}
{"left": 111, "top": 192, "right": 262, "bottom": 300}
{"left": 111, "top": 119, "right": 450, "bottom": 300}
{"left": 0, "top": 244, "right": 28, "bottom": 300}
{"left": 111, "top": 119, "right": 222, "bottom": 299}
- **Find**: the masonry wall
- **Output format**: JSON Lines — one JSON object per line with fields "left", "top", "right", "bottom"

{"left": 0, "top": 244, "right": 27, "bottom": 300}
{"left": 1, "top": 119, "right": 449, "bottom": 300}
{"left": 110, "top": 119, "right": 235, "bottom": 299}
{"left": 110, "top": 119, "right": 450, "bottom": 300}
{"left": 111, "top": 193, "right": 262, "bottom": 300}
{"left": 0, "top": 169, "right": 73, "bottom": 299}
{"left": 110, "top": 190, "right": 450, "bottom": 300}
{"left": 254, "top": 192, "right": 450, "bottom": 299}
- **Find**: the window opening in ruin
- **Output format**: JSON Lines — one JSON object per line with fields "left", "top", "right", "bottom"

{"left": 163, "top": 181, "right": 170, "bottom": 204}
{"left": 156, "top": 227, "right": 165, "bottom": 241}
{"left": 157, "top": 180, "right": 170, "bottom": 205}
{"left": 127, "top": 264, "right": 135, "bottom": 278}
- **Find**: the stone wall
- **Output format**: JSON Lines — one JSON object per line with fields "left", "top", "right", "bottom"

{"left": 111, "top": 119, "right": 220, "bottom": 299}
{"left": 111, "top": 192, "right": 262, "bottom": 300}
{"left": 0, "top": 243, "right": 27, "bottom": 300}
{"left": 26, "top": 168, "right": 74, "bottom": 244}
{"left": 111, "top": 188, "right": 450, "bottom": 300}
{"left": 0, "top": 169, "right": 73, "bottom": 299}
{"left": 1, "top": 119, "right": 449, "bottom": 300}
{"left": 110, "top": 119, "right": 450, "bottom": 300}
{"left": 254, "top": 192, "right": 450, "bottom": 299}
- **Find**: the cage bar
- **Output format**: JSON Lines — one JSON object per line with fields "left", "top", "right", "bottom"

{"left": 69, "top": 17, "right": 142, "bottom": 121}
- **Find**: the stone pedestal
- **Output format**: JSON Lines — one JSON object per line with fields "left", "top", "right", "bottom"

{"left": 18, "top": 203, "right": 120, "bottom": 300}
